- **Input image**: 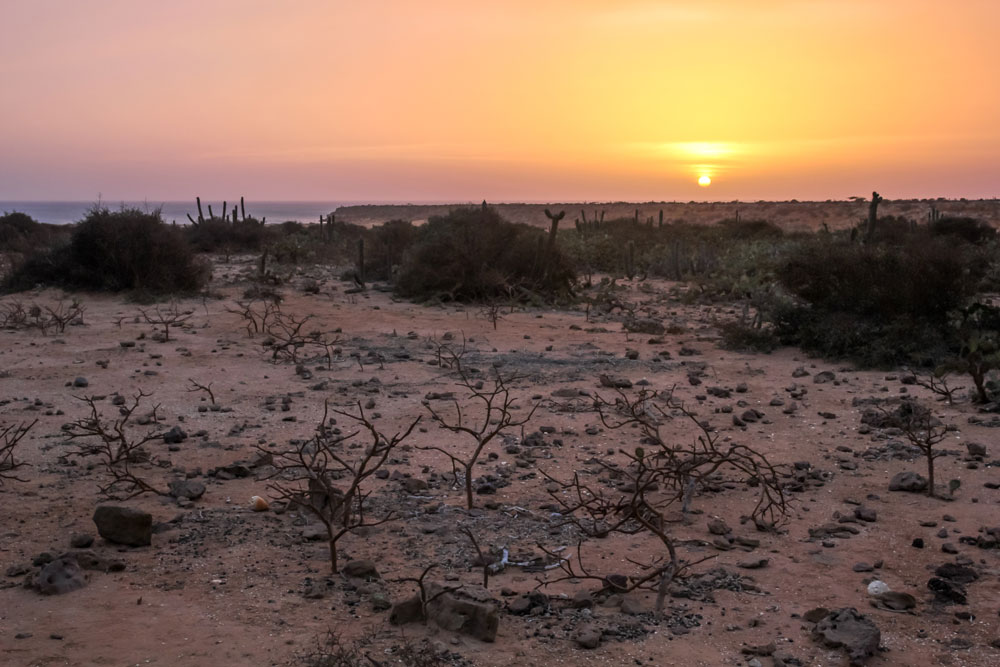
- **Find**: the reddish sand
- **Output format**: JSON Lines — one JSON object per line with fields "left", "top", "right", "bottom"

{"left": 1, "top": 257, "right": 998, "bottom": 666}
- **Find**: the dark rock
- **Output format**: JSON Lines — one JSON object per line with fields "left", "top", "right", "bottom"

{"left": 575, "top": 624, "right": 602, "bottom": 649}
{"left": 966, "top": 442, "right": 986, "bottom": 457}
{"left": 934, "top": 563, "right": 978, "bottom": 584}
{"left": 707, "top": 518, "right": 731, "bottom": 535}
{"left": 423, "top": 583, "right": 499, "bottom": 641}
{"left": 928, "top": 578, "right": 967, "bottom": 604}
{"left": 599, "top": 374, "right": 632, "bottom": 389}
{"left": 69, "top": 534, "right": 94, "bottom": 549}
{"left": 168, "top": 479, "right": 205, "bottom": 500}
{"left": 73, "top": 377, "right": 89, "bottom": 388}
{"left": 92, "top": 505, "right": 152, "bottom": 547}
{"left": 854, "top": 507, "right": 877, "bottom": 523}
{"left": 813, "top": 371, "right": 835, "bottom": 384}
{"left": 811, "top": 608, "right": 880, "bottom": 665}
{"left": 162, "top": 426, "right": 187, "bottom": 444}
{"left": 400, "top": 477, "right": 429, "bottom": 494}
{"left": 389, "top": 595, "right": 425, "bottom": 625}
{"left": 620, "top": 596, "right": 644, "bottom": 615}
{"left": 32, "top": 557, "right": 88, "bottom": 595}
{"left": 343, "top": 560, "right": 379, "bottom": 580}
{"left": 803, "top": 607, "right": 830, "bottom": 623}
{"left": 888, "top": 471, "right": 927, "bottom": 493}
{"left": 741, "top": 642, "right": 776, "bottom": 656}
{"left": 871, "top": 591, "right": 916, "bottom": 611}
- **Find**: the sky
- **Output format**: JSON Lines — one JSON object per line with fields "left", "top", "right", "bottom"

{"left": 1, "top": 0, "right": 998, "bottom": 202}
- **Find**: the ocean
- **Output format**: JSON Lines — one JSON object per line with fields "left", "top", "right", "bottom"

{"left": 0, "top": 201, "right": 379, "bottom": 226}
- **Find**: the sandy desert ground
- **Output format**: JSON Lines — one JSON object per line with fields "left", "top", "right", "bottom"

{"left": 1, "top": 256, "right": 998, "bottom": 667}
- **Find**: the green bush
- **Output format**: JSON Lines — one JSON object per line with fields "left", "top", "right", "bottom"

{"left": 773, "top": 236, "right": 988, "bottom": 367}
{"left": 929, "top": 216, "right": 996, "bottom": 245}
{"left": 184, "top": 217, "right": 271, "bottom": 253}
{"left": 717, "top": 320, "right": 779, "bottom": 353}
{"left": 365, "top": 219, "right": 418, "bottom": 281}
{"left": 0, "top": 211, "right": 69, "bottom": 264}
{"left": 6, "top": 206, "right": 209, "bottom": 294}
{"left": 395, "top": 205, "right": 574, "bottom": 302}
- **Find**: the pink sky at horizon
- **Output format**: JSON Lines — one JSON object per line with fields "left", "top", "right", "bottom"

{"left": 1, "top": 0, "right": 998, "bottom": 202}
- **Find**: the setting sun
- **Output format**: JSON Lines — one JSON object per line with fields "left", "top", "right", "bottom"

{"left": 698, "top": 175, "right": 712, "bottom": 187}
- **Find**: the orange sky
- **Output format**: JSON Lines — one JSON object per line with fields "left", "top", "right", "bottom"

{"left": 1, "top": 0, "right": 998, "bottom": 201}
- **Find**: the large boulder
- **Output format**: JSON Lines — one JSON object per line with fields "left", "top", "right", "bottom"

{"left": 93, "top": 505, "right": 152, "bottom": 547}
{"left": 425, "top": 583, "right": 498, "bottom": 642}
{"left": 811, "top": 608, "right": 880, "bottom": 665}
{"left": 888, "top": 471, "right": 927, "bottom": 493}
{"left": 390, "top": 583, "right": 499, "bottom": 642}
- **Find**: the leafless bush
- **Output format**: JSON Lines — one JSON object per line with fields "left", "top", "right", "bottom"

{"left": 62, "top": 392, "right": 168, "bottom": 499}
{"left": 186, "top": 379, "right": 216, "bottom": 405}
{"left": 479, "top": 301, "right": 504, "bottom": 330}
{"left": 539, "top": 388, "right": 787, "bottom": 613}
{"left": 903, "top": 367, "right": 959, "bottom": 405}
{"left": 225, "top": 298, "right": 281, "bottom": 337}
{"left": 0, "top": 297, "right": 85, "bottom": 334}
{"left": 259, "top": 401, "right": 420, "bottom": 573}
{"left": 876, "top": 399, "right": 949, "bottom": 497}
{"left": 138, "top": 301, "right": 192, "bottom": 341}
{"left": 427, "top": 333, "right": 467, "bottom": 372}
{"left": 0, "top": 420, "right": 35, "bottom": 487}
{"left": 0, "top": 299, "right": 28, "bottom": 328}
{"left": 418, "top": 366, "right": 537, "bottom": 509}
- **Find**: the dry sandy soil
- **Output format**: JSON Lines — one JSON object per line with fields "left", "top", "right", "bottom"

{"left": 1, "top": 257, "right": 998, "bottom": 667}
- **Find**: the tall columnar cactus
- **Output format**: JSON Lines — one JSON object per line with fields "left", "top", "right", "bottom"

{"left": 187, "top": 196, "right": 263, "bottom": 226}
{"left": 929, "top": 206, "right": 942, "bottom": 223}
{"left": 544, "top": 208, "right": 565, "bottom": 254}
{"left": 865, "top": 191, "right": 883, "bottom": 243}
{"left": 625, "top": 240, "right": 636, "bottom": 280}
{"left": 357, "top": 238, "right": 366, "bottom": 284}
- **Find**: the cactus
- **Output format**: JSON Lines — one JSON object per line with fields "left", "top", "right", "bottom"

{"left": 865, "top": 191, "right": 883, "bottom": 243}
{"left": 544, "top": 208, "right": 565, "bottom": 254}
{"left": 187, "top": 196, "right": 262, "bottom": 226}
{"left": 357, "top": 238, "right": 366, "bottom": 284}
{"left": 625, "top": 240, "right": 636, "bottom": 280}
{"left": 658, "top": 209, "right": 663, "bottom": 227}
{"left": 929, "top": 205, "right": 942, "bottom": 223}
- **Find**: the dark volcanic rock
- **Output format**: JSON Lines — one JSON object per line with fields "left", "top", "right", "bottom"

{"left": 162, "top": 426, "right": 187, "bottom": 444}
{"left": 32, "top": 556, "right": 88, "bottom": 595}
{"left": 426, "top": 583, "right": 498, "bottom": 641}
{"left": 888, "top": 471, "right": 927, "bottom": 493}
{"left": 811, "top": 608, "right": 880, "bottom": 665}
{"left": 342, "top": 560, "right": 379, "bottom": 579}
{"left": 168, "top": 479, "right": 205, "bottom": 500}
{"left": 928, "top": 578, "right": 967, "bottom": 604}
{"left": 92, "top": 505, "right": 152, "bottom": 547}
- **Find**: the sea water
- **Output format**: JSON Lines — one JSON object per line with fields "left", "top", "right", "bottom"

{"left": 0, "top": 201, "right": 374, "bottom": 226}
